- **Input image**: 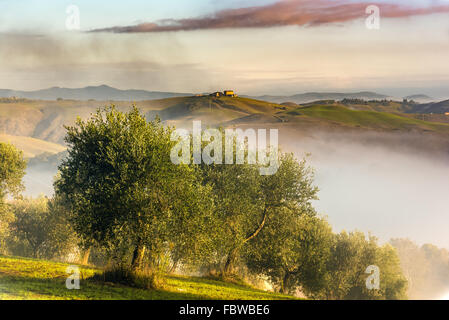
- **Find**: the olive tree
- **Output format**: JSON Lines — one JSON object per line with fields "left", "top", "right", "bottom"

{"left": 200, "top": 153, "right": 319, "bottom": 275}
{"left": 0, "top": 142, "right": 26, "bottom": 253}
{"left": 55, "top": 106, "right": 213, "bottom": 271}
{"left": 245, "top": 213, "right": 333, "bottom": 295}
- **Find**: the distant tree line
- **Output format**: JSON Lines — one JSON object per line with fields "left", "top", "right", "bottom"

{"left": 391, "top": 238, "right": 449, "bottom": 299}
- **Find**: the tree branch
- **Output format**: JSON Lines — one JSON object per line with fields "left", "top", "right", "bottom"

{"left": 243, "top": 207, "right": 267, "bottom": 244}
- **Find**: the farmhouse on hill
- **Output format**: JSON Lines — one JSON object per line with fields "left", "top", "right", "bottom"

{"left": 209, "top": 90, "right": 237, "bottom": 98}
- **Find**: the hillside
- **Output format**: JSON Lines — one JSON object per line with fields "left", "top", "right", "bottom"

{"left": 0, "top": 85, "right": 192, "bottom": 101}
{"left": 275, "top": 104, "right": 449, "bottom": 133}
{"left": 250, "top": 91, "right": 390, "bottom": 104}
{"left": 0, "top": 134, "right": 66, "bottom": 158}
{"left": 404, "top": 94, "right": 434, "bottom": 103}
{"left": 219, "top": 101, "right": 449, "bottom": 135}
{"left": 0, "top": 96, "right": 286, "bottom": 144}
{"left": 405, "top": 99, "right": 449, "bottom": 114}
{"left": 0, "top": 256, "right": 294, "bottom": 300}
{"left": 1, "top": 96, "right": 449, "bottom": 148}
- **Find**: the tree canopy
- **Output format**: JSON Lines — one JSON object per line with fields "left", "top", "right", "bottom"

{"left": 0, "top": 142, "right": 26, "bottom": 253}
{"left": 55, "top": 106, "right": 214, "bottom": 270}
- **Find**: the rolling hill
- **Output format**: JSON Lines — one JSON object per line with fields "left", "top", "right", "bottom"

{"left": 249, "top": 91, "right": 390, "bottom": 104}
{"left": 404, "top": 94, "right": 434, "bottom": 103}
{"left": 0, "top": 134, "right": 66, "bottom": 158}
{"left": 0, "top": 96, "right": 287, "bottom": 144}
{"left": 275, "top": 104, "right": 449, "bottom": 133}
{"left": 1, "top": 95, "right": 448, "bottom": 197}
{"left": 1, "top": 95, "right": 449, "bottom": 149}
{"left": 404, "top": 99, "right": 449, "bottom": 114}
{"left": 0, "top": 85, "right": 192, "bottom": 101}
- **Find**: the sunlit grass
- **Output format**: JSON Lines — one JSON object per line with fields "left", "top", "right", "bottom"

{"left": 0, "top": 255, "right": 296, "bottom": 300}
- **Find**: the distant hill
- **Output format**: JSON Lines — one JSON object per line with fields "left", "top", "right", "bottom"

{"left": 218, "top": 102, "right": 449, "bottom": 135}
{"left": 249, "top": 92, "right": 390, "bottom": 104}
{"left": 0, "top": 96, "right": 284, "bottom": 144}
{"left": 404, "top": 94, "right": 432, "bottom": 100}
{"left": 277, "top": 104, "right": 449, "bottom": 133}
{"left": 404, "top": 94, "right": 434, "bottom": 103}
{"left": 147, "top": 96, "right": 283, "bottom": 121}
{"left": 0, "top": 85, "right": 192, "bottom": 101}
{"left": 405, "top": 99, "right": 449, "bottom": 114}
{"left": 0, "top": 134, "right": 66, "bottom": 158}
{"left": 1, "top": 95, "right": 449, "bottom": 147}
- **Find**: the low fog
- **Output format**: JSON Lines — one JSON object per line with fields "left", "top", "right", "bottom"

{"left": 283, "top": 130, "right": 449, "bottom": 249}
{"left": 23, "top": 129, "right": 449, "bottom": 250}
{"left": 23, "top": 167, "right": 57, "bottom": 198}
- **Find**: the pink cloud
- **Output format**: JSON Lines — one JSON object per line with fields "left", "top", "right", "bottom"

{"left": 90, "top": 0, "right": 449, "bottom": 33}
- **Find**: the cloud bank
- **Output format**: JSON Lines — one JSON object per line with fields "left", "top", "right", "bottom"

{"left": 90, "top": 0, "right": 449, "bottom": 33}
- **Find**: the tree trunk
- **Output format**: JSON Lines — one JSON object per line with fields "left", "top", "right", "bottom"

{"left": 224, "top": 247, "right": 239, "bottom": 275}
{"left": 131, "top": 244, "right": 146, "bottom": 271}
{"left": 80, "top": 248, "right": 91, "bottom": 265}
{"left": 170, "top": 259, "right": 179, "bottom": 274}
{"left": 281, "top": 272, "right": 292, "bottom": 295}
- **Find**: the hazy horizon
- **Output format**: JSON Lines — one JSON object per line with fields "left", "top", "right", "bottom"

{"left": 1, "top": 1, "right": 449, "bottom": 97}
{"left": 1, "top": 83, "right": 448, "bottom": 101}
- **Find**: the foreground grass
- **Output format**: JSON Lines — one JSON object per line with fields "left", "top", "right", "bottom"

{"left": 0, "top": 256, "right": 295, "bottom": 300}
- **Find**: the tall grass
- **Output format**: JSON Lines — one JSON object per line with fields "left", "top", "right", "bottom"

{"left": 90, "top": 265, "right": 165, "bottom": 290}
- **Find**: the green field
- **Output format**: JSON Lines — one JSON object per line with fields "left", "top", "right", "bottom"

{"left": 286, "top": 104, "right": 449, "bottom": 133}
{"left": 0, "top": 256, "right": 295, "bottom": 300}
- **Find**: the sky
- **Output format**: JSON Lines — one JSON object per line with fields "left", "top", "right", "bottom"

{"left": 1, "top": 0, "right": 449, "bottom": 96}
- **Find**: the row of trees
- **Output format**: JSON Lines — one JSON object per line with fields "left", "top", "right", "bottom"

{"left": 0, "top": 106, "right": 408, "bottom": 299}
{"left": 2, "top": 196, "right": 77, "bottom": 260}
{"left": 391, "top": 238, "right": 449, "bottom": 299}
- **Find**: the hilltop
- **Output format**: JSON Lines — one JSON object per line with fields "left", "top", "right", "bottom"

{"left": 0, "top": 85, "right": 192, "bottom": 101}
{"left": 404, "top": 99, "right": 449, "bottom": 114}
{"left": 249, "top": 91, "right": 390, "bottom": 104}
{"left": 404, "top": 94, "right": 434, "bottom": 103}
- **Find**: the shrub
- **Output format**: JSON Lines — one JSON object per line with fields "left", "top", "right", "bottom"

{"left": 90, "top": 265, "right": 165, "bottom": 290}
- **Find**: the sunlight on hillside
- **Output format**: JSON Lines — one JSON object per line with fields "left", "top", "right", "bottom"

{"left": 0, "top": 134, "right": 66, "bottom": 158}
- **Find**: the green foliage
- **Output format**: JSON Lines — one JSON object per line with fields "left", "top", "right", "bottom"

{"left": 91, "top": 265, "right": 165, "bottom": 290}
{"left": 245, "top": 213, "right": 333, "bottom": 295}
{"left": 0, "top": 142, "right": 27, "bottom": 252}
{"left": 0, "top": 206, "right": 15, "bottom": 255}
{"left": 0, "top": 142, "right": 27, "bottom": 199}
{"left": 246, "top": 218, "right": 407, "bottom": 300}
{"left": 199, "top": 151, "right": 318, "bottom": 275}
{"left": 55, "top": 106, "right": 214, "bottom": 270}
{"left": 8, "top": 196, "right": 78, "bottom": 260}
{"left": 9, "top": 197, "right": 49, "bottom": 258}
{"left": 391, "top": 238, "right": 449, "bottom": 299}
{"left": 318, "top": 232, "right": 407, "bottom": 300}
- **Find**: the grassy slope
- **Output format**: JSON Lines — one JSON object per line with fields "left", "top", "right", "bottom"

{"left": 2, "top": 98, "right": 449, "bottom": 146}
{"left": 283, "top": 105, "right": 449, "bottom": 133}
{"left": 0, "top": 134, "right": 66, "bottom": 158}
{"left": 0, "top": 256, "right": 294, "bottom": 300}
